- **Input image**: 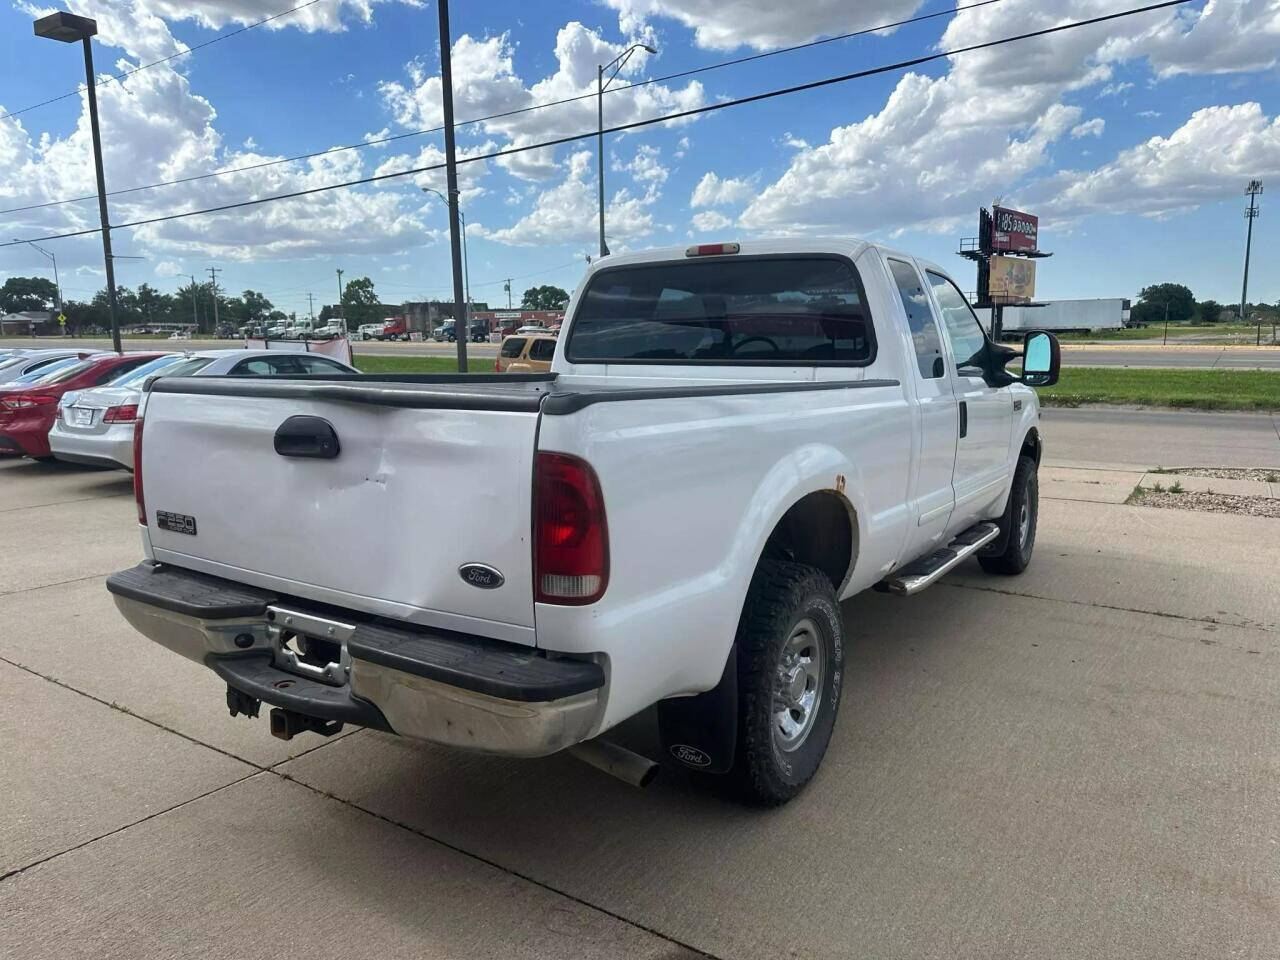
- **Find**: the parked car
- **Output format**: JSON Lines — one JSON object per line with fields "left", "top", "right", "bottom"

{"left": 494, "top": 334, "right": 556, "bottom": 373}
{"left": 380, "top": 317, "right": 410, "bottom": 341}
{"left": 0, "top": 349, "right": 97, "bottom": 385}
{"left": 0, "top": 352, "right": 166, "bottom": 459}
{"left": 515, "top": 324, "right": 553, "bottom": 337}
{"left": 49, "top": 349, "right": 359, "bottom": 470}
{"left": 107, "top": 238, "right": 1060, "bottom": 805}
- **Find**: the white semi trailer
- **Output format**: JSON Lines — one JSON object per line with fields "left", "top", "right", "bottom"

{"left": 976, "top": 298, "right": 1129, "bottom": 336}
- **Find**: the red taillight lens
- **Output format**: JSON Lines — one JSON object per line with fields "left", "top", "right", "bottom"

{"left": 494, "top": 356, "right": 501, "bottom": 372}
{"left": 685, "top": 242, "right": 740, "bottom": 257}
{"left": 534, "top": 452, "right": 608, "bottom": 605}
{"left": 103, "top": 403, "right": 138, "bottom": 423}
{"left": 133, "top": 416, "right": 146, "bottom": 524}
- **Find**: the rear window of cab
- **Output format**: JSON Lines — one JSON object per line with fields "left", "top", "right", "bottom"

{"left": 500, "top": 337, "right": 528, "bottom": 358}
{"left": 566, "top": 256, "right": 875, "bottom": 366}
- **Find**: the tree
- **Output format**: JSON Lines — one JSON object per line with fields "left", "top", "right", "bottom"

{"left": 0, "top": 276, "right": 58, "bottom": 313}
{"left": 341, "top": 276, "right": 382, "bottom": 327}
{"left": 1195, "top": 299, "right": 1223, "bottom": 324}
{"left": 520, "top": 284, "right": 570, "bottom": 311}
{"left": 240, "top": 290, "right": 273, "bottom": 326}
{"left": 1130, "top": 283, "right": 1195, "bottom": 326}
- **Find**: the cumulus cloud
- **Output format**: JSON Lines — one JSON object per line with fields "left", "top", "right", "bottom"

{"left": 378, "top": 24, "right": 703, "bottom": 183}
{"left": 1070, "top": 118, "right": 1105, "bottom": 139}
{"left": 475, "top": 150, "right": 657, "bottom": 247}
{"left": 691, "top": 210, "right": 733, "bottom": 232}
{"left": 603, "top": 0, "right": 923, "bottom": 51}
{"left": 1098, "top": 0, "right": 1280, "bottom": 77}
{"left": 1036, "top": 103, "right": 1280, "bottom": 220}
{"left": 690, "top": 172, "right": 754, "bottom": 207}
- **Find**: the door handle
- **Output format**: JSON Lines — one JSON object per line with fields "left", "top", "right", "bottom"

{"left": 959, "top": 401, "right": 968, "bottom": 439}
{"left": 274, "top": 416, "right": 341, "bottom": 459}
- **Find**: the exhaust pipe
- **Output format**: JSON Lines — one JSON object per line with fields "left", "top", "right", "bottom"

{"left": 568, "top": 738, "right": 660, "bottom": 788}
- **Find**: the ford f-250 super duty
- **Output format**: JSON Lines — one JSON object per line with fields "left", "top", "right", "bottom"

{"left": 107, "top": 239, "right": 1060, "bottom": 805}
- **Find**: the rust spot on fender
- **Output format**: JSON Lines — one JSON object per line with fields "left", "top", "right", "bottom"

{"left": 835, "top": 474, "right": 846, "bottom": 493}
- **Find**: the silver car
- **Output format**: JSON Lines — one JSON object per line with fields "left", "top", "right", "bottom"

{"left": 49, "top": 348, "right": 359, "bottom": 470}
{"left": 0, "top": 349, "right": 97, "bottom": 385}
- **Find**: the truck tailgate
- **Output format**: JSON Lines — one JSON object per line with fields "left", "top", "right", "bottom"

{"left": 139, "top": 378, "right": 545, "bottom": 645}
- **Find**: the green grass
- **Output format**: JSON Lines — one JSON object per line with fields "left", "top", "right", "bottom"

{"left": 1054, "top": 324, "right": 1266, "bottom": 341}
{"left": 1037, "top": 367, "right": 1280, "bottom": 412}
{"left": 353, "top": 353, "right": 494, "bottom": 374}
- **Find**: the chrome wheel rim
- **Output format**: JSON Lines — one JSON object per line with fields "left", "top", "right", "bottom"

{"left": 1018, "top": 483, "right": 1032, "bottom": 549}
{"left": 773, "top": 617, "right": 824, "bottom": 753}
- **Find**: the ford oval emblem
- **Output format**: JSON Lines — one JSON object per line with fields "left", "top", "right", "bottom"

{"left": 459, "top": 563, "right": 504, "bottom": 590}
{"left": 670, "top": 744, "right": 712, "bottom": 768}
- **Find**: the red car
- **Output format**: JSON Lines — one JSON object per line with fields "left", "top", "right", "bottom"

{"left": 0, "top": 352, "right": 165, "bottom": 460}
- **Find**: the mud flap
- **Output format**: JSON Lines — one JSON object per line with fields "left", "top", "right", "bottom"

{"left": 657, "top": 643, "right": 737, "bottom": 774}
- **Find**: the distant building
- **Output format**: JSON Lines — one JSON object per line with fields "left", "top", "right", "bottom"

{"left": 1, "top": 310, "right": 55, "bottom": 335}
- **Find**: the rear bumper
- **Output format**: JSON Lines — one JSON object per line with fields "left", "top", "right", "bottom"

{"left": 49, "top": 421, "right": 133, "bottom": 469}
{"left": 106, "top": 562, "right": 606, "bottom": 756}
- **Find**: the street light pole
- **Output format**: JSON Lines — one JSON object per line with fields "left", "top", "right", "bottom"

{"left": 1163, "top": 300, "right": 1169, "bottom": 346}
{"left": 336, "top": 268, "right": 344, "bottom": 332}
{"left": 1240, "top": 180, "right": 1262, "bottom": 343}
{"left": 422, "top": 187, "right": 471, "bottom": 335}
{"left": 34, "top": 12, "right": 121, "bottom": 352}
{"left": 18, "top": 239, "right": 61, "bottom": 312}
{"left": 596, "top": 42, "right": 656, "bottom": 259}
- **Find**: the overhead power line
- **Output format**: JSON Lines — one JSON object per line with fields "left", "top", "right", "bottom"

{"left": 1, "top": 0, "right": 1006, "bottom": 217}
{"left": 2, "top": 0, "right": 1194, "bottom": 250}
{"left": 0, "top": 0, "right": 326, "bottom": 124}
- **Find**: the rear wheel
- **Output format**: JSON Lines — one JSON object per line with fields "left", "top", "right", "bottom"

{"left": 978, "top": 454, "right": 1038, "bottom": 575}
{"left": 728, "top": 561, "right": 844, "bottom": 806}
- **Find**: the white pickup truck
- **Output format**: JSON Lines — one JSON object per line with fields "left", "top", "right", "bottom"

{"left": 107, "top": 239, "right": 1059, "bottom": 805}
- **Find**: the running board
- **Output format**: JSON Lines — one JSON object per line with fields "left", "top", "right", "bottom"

{"left": 875, "top": 522, "right": 1000, "bottom": 596}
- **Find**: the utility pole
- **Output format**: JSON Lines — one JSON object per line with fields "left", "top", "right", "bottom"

{"left": 436, "top": 0, "right": 468, "bottom": 373}
{"left": 1240, "top": 179, "right": 1262, "bottom": 342}
{"left": 207, "top": 266, "right": 221, "bottom": 335}
{"left": 504, "top": 278, "right": 513, "bottom": 309}
{"left": 307, "top": 292, "right": 315, "bottom": 320}
{"left": 336, "top": 268, "right": 344, "bottom": 331}
{"left": 189, "top": 274, "right": 198, "bottom": 331}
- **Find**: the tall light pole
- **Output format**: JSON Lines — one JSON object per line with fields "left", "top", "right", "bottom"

{"left": 34, "top": 12, "right": 121, "bottom": 353}
{"left": 422, "top": 187, "right": 471, "bottom": 329}
{"left": 335, "top": 268, "right": 344, "bottom": 332}
{"left": 597, "top": 42, "right": 656, "bottom": 258}
{"left": 1240, "top": 179, "right": 1262, "bottom": 342}
{"left": 15, "top": 239, "right": 61, "bottom": 313}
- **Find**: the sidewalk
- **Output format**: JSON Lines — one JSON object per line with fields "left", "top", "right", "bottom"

{"left": 1041, "top": 464, "right": 1279, "bottom": 505}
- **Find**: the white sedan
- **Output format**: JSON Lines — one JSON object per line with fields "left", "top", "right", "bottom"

{"left": 49, "top": 348, "right": 358, "bottom": 470}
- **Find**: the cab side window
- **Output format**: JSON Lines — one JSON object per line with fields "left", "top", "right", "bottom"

{"left": 888, "top": 259, "right": 943, "bottom": 379}
{"left": 528, "top": 339, "right": 556, "bottom": 361}
{"left": 926, "top": 271, "right": 987, "bottom": 377}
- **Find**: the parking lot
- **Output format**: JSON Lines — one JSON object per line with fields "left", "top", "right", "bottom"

{"left": 2, "top": 408, "right": 1277, "bottom": 960}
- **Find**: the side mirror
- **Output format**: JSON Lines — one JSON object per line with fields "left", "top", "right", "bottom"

{"left": 1020, "top": 331, "right": 1060, "bottom": 387}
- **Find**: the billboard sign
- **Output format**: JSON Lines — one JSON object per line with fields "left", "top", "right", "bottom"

{"left": 991, "top": 205, "right": 1038, "bottom": 251}
{"left": 989, "top": 255, "right": 1036, "bottom": 303}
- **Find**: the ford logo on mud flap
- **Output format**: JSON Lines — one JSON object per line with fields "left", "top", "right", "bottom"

{"left": 670, "top": 744, "right": 712, "bottom": 767}
{"left": 459, "top": 563, "right": 504, "bottom": 589}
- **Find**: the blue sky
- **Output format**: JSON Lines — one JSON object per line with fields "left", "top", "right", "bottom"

{"left": 1, "top": 0, "right": 1277, "bottom": 320}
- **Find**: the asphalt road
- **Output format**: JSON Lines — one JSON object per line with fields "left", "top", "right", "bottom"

{"left": 3, "top": 410, "right": 1279, "bottom": 959}
{"left": 1041, "top": 406, "right": 1280, "bottom": 469}
{"left": 5, "top": 336, "right": 1280, "bottom": 368}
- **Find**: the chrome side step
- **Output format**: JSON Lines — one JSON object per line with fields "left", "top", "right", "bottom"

{"left": 875, "top": 522, "right": 1000, "bottom": 596}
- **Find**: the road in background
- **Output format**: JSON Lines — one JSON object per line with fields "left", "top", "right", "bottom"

{"left": 6, "top": 337, "right": 1280, "bottom": 368}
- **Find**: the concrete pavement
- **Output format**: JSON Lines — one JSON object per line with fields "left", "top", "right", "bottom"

{"left": 3, "top": 414, "right": 1279, "bottom": 959}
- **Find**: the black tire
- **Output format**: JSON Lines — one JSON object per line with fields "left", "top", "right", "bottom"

{"left": 728, "top": 561, "right": 844, "bottom": 806}
{"left": 978, "top": 454, "right": 1038, "bottom": 575}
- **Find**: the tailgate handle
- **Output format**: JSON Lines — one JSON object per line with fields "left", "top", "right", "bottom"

{"left": 274, "top": 416, "right": 340, "bottom": 459}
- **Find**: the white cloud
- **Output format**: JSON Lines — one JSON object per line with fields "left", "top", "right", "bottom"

{"left": 1070, "top": 118, "right": 1105, "bottom": 139}
{"left": 1100, "top": 82, "right": 1134, "bottom": 97}
{"left": 377, "top": 24, "right": 703, "bottom": 184}
{"left": 1138, "top": 110, "right": 1162, "bottom": 118}
{"left": 1097, "top": 0, "right": 1280, "bottom": 78}
{"left": 475, "top": 150, "right": 657, "bottom": 247}
{"left": 620, "top": 144, "right": 668, "bottom": 184}
{"left": 780, "top": 132, "right": 810, "bottom": 150}
{"left": 603, "top": 0, "right": 923, "bottom": 51}
{"left": 154, "top": 260, "right": 184, "bottom": 278}
{"left": 690, "top": 171, "right": 754, "bottom": 207}
{"left": 1037, "top": 103, "right": 1280, "bottom": 220}
{"left": 691, "top": 210, "right": 733, "bottom": 232}
{"left": 674, "top": 136, "right": 690, "bottom": 159}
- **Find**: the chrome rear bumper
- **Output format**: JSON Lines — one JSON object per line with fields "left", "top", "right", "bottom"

{"left": 108, "top": 563, "right": 605, "bottom": 757}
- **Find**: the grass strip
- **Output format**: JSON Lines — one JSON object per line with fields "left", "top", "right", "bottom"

{"left": 1037, "top": 367, "right": 1280, "bottom": 412}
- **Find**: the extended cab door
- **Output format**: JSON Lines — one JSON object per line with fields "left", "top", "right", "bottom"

{"left": 925, "top": 270, "right": 1013, "bottom": 529}
{"left": 885, "top": 257, "right": 958, "bottom": 558}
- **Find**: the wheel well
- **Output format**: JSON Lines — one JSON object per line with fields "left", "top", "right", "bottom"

{"left": 760, "top": 491, "right": 856, "bottom": 592}
{"left": 1020, "top": 427, "right": 1041, "bottom": 465}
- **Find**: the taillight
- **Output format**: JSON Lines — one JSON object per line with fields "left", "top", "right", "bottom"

{"left": 494, "top": 356, "right": 501, "bottom": 372}
{"left": 685, "top": 242, "right": 740, "bottom": 257}
{"left": 133, "top": 416, "right": 146, "bottom": 524}
{"left": 1, "top": 394, "right": 55, "bottom": 409}
{"left": 103, "top": 403, "right": 138, "bottom": 423}
{"left": 534, "top": 452, "right": 608, "bottom": 605}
